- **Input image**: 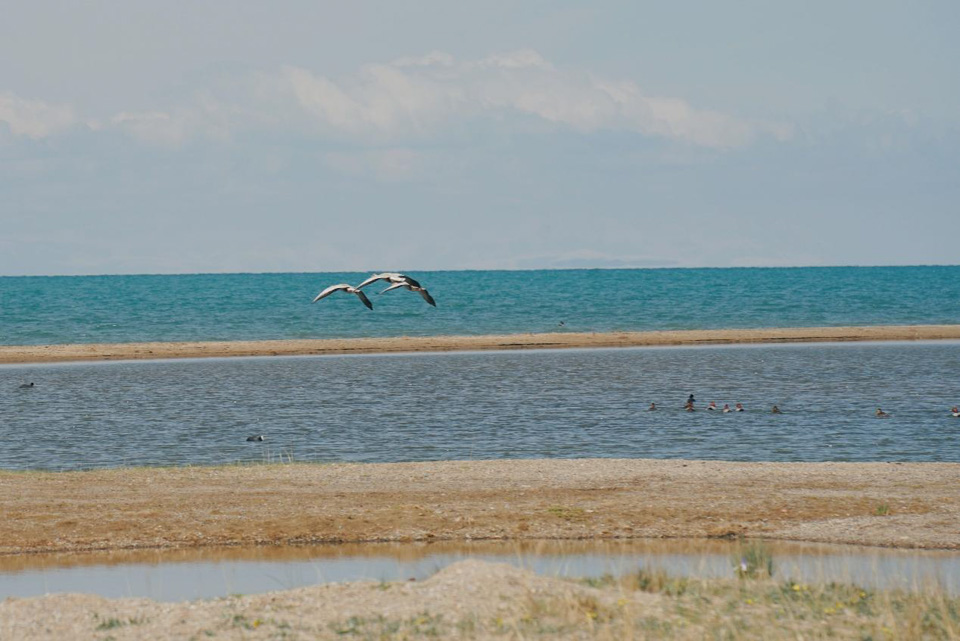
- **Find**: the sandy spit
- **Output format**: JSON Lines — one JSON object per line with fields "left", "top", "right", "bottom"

{"left": 2, "top": 458, "right": 958, "bottom": 556}
{"left": 2, "top": 324, "right": 960, "bottom": 364}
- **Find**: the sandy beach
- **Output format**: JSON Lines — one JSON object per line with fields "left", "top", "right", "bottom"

{"left": 2, "top": 324, "right": 960, "bottom": 364}
{"left": 3, "top": 458, "right": 958, "bottom": 556}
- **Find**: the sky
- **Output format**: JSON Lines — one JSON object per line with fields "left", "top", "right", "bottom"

{"left": 1, "top": 1, "right": 958, "bottom": 275}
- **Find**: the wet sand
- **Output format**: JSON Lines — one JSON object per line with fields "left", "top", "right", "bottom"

{"left": 2, "top": 324, "right": 960, "bottom": 364}
{"left": 2, "top": 458, "right": 958, "bottom": 557}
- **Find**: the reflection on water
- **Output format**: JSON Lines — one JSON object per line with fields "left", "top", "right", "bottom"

{"left": 2, "top": 341, "right": 960, "bottom": 470}
{"left": 1, "top": 540, "right": 958, "bottom": 602}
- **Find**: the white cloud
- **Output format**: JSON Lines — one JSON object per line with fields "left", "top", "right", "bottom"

{"left": 2, "top": 51, "right": 792, "bottom": 150}
{"left": 111, "top": 111, "right": 191, "bottom": 147}
{"left": 475, "top": 49, "right": 552, "bottom": 69}
{"left": 110, "top": 93, "right": 239, "bottom": 147}
{"left": 390, "top": 51, "right": 456, "bottom": 68}
{"left": 264, "top": 50, "right": 782, "bottom": 148}
{"left": 0, "top": 93, "right": 77, "bottom": 138}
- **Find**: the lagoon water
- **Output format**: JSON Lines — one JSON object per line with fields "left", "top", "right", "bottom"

{"left": 2, "top": 541, "right": 958, "bottom": 601}
{"left": 2, "top": 341, "right": 959, "bottom": 471}
{"left": 2, "top": 266, "right": 960, "bottom": 346}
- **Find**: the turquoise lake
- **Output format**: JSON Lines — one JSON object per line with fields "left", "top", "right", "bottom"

{"left": 2, "top": 266, "right": 959, "bottom": 345}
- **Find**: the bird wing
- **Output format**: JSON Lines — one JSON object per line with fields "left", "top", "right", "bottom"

{"left": 379, "top": 282, "right": 406, "bottom": 294}
{"left": 312, "top": 284, "right": 351, "bottom": 303}
{"left": 354, "top": 290, "right": 374, "bottom": 310}
{"left": 417, "top": 288, "right": 436, "bottom": 307}
{"left": 399, "top": 275, "right": 421, "bottom": 288}
{"left": 356, "top": 272, "right": 397, "bottom": 289}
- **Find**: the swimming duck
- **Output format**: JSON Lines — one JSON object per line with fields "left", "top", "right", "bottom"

{"left": 875, "top": 408, "right": 890, "bottom": 418}
{"left": 735, "top": 403, "right": 745, "bottom": 412}
{"left": 951, "top": 406, "right": 959, "bottom": 418}
{"left": 246, "top": 435, "right": 265, "bottom": 442}
{"left": 707, "top": 401, "right": 717, "bottom": 411}
{"left": 18, "top": 382, "right": 35, "bottom": 389}
{"left": 647, "top": 402, "right": 657, "bottom": 411}
{"left": 722, "top": 404, "right": 731, "bottom": 413}
{"left": 771, "top": 405, "right": 782, "bottom": 414}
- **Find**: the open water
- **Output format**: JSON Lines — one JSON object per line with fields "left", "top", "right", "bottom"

{"left": 2, "top": 266, "right": 959, "bottom": 471}
{"left": 2, "top": 266, "right": 959, "bottom": 345}
{"left": 2, "top": 342, "right": 959, "bottom": 470}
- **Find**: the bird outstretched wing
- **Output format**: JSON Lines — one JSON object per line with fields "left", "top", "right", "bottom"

{"left": 312, "top": 284, "right": 351, "bottom": 303}
{"left": 417, "top": 288, "right": 436, "bottom": 307}
{"left": 379, "top": 282, "right": 406, "bottom": 294}
{"left": 354, "top": 290, "right": 374, "bottom": 310}
{"left": 355, "top": 272, "right": 398, "bottom": 289}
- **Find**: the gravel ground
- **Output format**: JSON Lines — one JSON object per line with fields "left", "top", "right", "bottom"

{"left": 2, "top": 458, "right": 958, "bottom": 556}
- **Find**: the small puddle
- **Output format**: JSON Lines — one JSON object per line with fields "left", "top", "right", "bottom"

{"left": 2, "top": 540, "right": 958, "bottom": 602}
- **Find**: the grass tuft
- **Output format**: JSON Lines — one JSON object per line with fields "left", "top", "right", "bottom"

{"left": 733, "top": 541, "right": 775, "bottom": 579}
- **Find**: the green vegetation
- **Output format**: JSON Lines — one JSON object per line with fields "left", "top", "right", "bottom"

{"left": 733, "top": 541, "right": 776, "bottom": 579}
{"left": 326, "top": 581, "right": 960, "bottom": 640}
{"left": 93, "top": 614, "right": 145, "bottom": 630}
{"left": 328, "top": 612, "right": 445, "bottom": 637}
{"left": 316, "top": 547, "right": 960, "bottom": 640}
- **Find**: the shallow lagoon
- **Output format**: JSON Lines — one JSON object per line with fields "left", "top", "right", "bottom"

{"left": 2, "top": 341, "right": 959, "bottom": 470}
{"left": 2, "top": 540, "right": 958, "bottom": 602}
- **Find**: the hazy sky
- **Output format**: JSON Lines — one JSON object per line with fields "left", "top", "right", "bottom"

{"left": 2, "top": 1, "right": 958, "bottom": 275}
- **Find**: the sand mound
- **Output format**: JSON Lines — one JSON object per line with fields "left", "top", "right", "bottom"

{"left": 0, "top": 560, "right": 659, "bottom": 640}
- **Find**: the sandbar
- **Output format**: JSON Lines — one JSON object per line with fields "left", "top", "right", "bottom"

{"left": 3, "top": 458, "right": 958, "bottom": 556}
{"left": 2, "top": 324, "right": 960, "bottom": 364}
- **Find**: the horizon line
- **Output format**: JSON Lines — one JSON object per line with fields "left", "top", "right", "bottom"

{"left": 1, "top": 263, "right": 960, "bottom": 279}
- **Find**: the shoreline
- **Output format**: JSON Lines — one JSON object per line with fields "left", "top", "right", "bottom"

{"left": 3, "top": 324, "right": 960, "bottom": 364}
{"left": 3, "top": 458, "right": 958, "bottom": 556}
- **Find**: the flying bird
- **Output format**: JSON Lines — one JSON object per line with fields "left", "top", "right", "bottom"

{"left": 380, "top": 281, "right": 437, "bottom": 307}
{"left": 355, "top": 272, "right": 424, "bottom": 290}
{"left": 312, "top": 284, "right": 374, "bottom": 310}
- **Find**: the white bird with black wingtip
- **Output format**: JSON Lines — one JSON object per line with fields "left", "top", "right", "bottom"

{"left": 312, "top": 284, "right": 374, "bottom": 310}
{"left": 356, "top": 272, "right": 436, "bottom": 307}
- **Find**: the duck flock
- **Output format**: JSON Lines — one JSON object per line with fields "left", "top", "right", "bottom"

{"left": 646, "top": 396, "right": 960, "bottom": 419}
{"left": 312, "top": 272, "right": 435, "bottom": 310}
